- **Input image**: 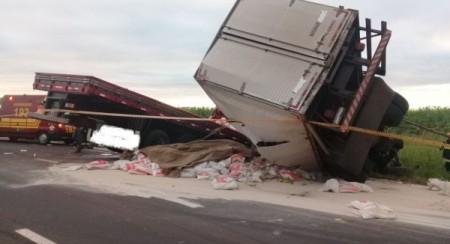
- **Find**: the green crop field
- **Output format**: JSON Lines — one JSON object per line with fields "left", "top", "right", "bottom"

{"left": 180, "top": 107, "right": 214, "bottom": 118}
{"left": 387, "top": 107, "right": 450, "bottom": 183}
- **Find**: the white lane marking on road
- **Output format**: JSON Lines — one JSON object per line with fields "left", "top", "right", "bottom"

{"left": 35, "top": 158, "right": 61, "bottom": 164}
{"left": 15, "top": 228, "right": 57, "bottom": 244}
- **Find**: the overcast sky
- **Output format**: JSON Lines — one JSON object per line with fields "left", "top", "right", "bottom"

{"left": 0, "top": 0, "right": 449, "bottom": 108}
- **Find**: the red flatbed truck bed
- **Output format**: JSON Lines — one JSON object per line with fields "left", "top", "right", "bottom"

{"left": 32, "top": 72, "right": 252, "bottom": 148}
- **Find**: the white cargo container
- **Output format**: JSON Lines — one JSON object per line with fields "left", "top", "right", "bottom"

{"left": 196, "top": 0, "right": 408, "bottom": 181}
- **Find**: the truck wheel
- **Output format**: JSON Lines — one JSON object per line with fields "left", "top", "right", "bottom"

{"left": 9, "top": 137, "right": 18, "bottom": 142}
{"left": 37, "top": 132, "right": 50, "bottom": 145}
{"left": 143, "top": 130, "right": 170, "bottom": 146}
{"left": 368, "top": 138, "right": 403, "bottom": 170}
{"left": 392, "top": 93, "right": 409, "bottom": 115}
{"left": 382, "top": 104, "right": 403, "bottom": 127}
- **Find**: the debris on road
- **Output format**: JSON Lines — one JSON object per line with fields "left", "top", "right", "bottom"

{"left": 212, "top": 175, "right": 238, "bottom": 190}
{"left": 349, "top": 200, "right": 396, "bottom": 220}
{"left": 319, "top": 179, "right": 373, "bottom": 193}
{"left": 75, "top": 140, "right": 325, "bottom": 191}
{"left": 139, "top": 139, "right": 255, "bottom": 177}
{"left": 85, "top": 160, "right": 111, "bottom": 170}
{"left": 427, "top": 178, "right": 450, "bottom": 196}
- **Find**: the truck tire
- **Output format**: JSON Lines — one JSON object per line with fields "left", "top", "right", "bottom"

{"left": 9, "top": 137, "right": 18, "bottom": 142}
{"left": 382, "top": 104, "right": 403, "bottom": 127}
{"left": 143, "top": 130, "right": 170, "bottom": 146}
{"left": 392, "top": 93, "right": 409, "bottom": 115}
{"left": 368, "top": 138, "right": 403, "bottom": 170}
{"left": 37, "top": 132, "right": 50, "bottom": 145}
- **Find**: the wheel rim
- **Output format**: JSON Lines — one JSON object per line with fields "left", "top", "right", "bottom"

{"left": 38, "top": 133, "right": 49, "bottom": 144}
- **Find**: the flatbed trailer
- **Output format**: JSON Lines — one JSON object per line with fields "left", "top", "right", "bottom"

{"left": 32, "top": 72, "right": 252, "bottom": 148}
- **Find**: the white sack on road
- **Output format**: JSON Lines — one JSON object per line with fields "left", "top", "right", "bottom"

{"left": 212, "top": 175, "right": 238, "bottom": 190}
{"left": 319, "top": 179, "right": 373, "bottom": 193}
{"left": 349, "top": 200, "right": 396, "bottom": 220}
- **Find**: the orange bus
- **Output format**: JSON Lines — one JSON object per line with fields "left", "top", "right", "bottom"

{"left": 0, "top": 94, "right": 74, "bottom": 144}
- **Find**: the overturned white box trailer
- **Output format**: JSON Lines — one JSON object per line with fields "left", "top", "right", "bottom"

{"left": 195, "top": 0, "right": 408, "bottom": 181}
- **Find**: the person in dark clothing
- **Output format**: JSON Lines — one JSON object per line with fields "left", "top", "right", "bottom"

{"left": 73, "top": 127, "right": 87, "bottom": 153}
{"left": 444, "top": 132, "right": 450, "bottom": 172}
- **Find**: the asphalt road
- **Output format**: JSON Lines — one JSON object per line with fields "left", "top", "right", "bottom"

{"left": 1, "top": 138, "right": 450, "bottom": 244}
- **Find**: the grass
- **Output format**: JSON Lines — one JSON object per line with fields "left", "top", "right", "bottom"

{"left": 180, "top": 107, "right": 214, "bottom": 118}
{"left": 396, "top": 144, "right": 449, "bottom": 183}
{"left": 384, "top": 107, "right": 450, "bottom": 183}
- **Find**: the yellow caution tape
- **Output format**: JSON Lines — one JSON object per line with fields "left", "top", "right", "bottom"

{"left": 308, "top": 121, "right": 450, "bottom": 150}
{"left": 39, "top": 109, "right": 450, "bottom": 150}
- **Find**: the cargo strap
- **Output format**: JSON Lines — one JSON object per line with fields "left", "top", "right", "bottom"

{"left": 37, "top": 109, "right": 450, "bottom": 150}
{"left": 308, "top": 121, "right": 450, "bottom": 150}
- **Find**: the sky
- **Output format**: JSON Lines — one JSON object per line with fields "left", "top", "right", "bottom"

{"left": 0, "top": 0, "right": 449, "bottom": 109}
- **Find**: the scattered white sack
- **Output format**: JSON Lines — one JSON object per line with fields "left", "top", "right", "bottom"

{"left": 152, "top": 168, "right": 164, "bottom": 177}
{"left": 207, "top": 161, "right": 220, "bottom": 169}
{"left": 85, "top": 160, "right": 110, "bottom": 170}
{"left": 219, "top": 168, "right": 230, "bottom": 175}
{"left": 250, "top": 158, "right": 267, "bottom": 169}
{"left": 319, "top": 179, "right": 340, "bottom": 193}
{"left": 229, "top": 162, "right": 246, "bottom": 171}
{"left": 110, "top": 160, "right": 131, "bottom": 170}
{"left": 207, "top": 160, "right": 230, "bottom": 175}
{"left": 250, "top": 170, "right": 264, "bottom": 183}
{"left": 150, "top": 163, "right": 164, "bottom": 177}
{"left": 279, "top": 169, "right": 301, "bottom": 181}
{"left": 135, "top": 163, "right": 153, "bottom": 175}
{"left": 339, "top": 180, "right": 374, "bottom": 193}
{"left": 136, "top": 152, "right": 153, "bottom": 165}
{"left": 121, "top": 162, "right": 139, "bottom": 171}
{"left": 194, "top": 162, "right": 209, "bottom": 170}
{"left": 196, "top": 168, "right": 220, "bottom": 180}
{"left": 349, "top": 200, "right": 396, "bottom": 220}
{"left": 230, "top": 170, "right": 249, "bottom": 181}
{"left": 212, "top": 175, "right": 238, "bottom": 190}
{"left": 264, "top": 165, "right": 280, "bottom": 180}
{"left": 217, "top": 157, "right": 232, "bottom": 168}
{"left": 427, "top": 178, "right": 450, "bottom": 196}
{"left": 230, "top": 154, "right": 245, "bottom": 163}
{"left": 137, "top": 152, "right": 147, "bottom": 161}
{"left": 180, "top": 168, "right": 196, "bottom": 178}
{"left": 319, "top": 179, "right": 373, "bottom": 193}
